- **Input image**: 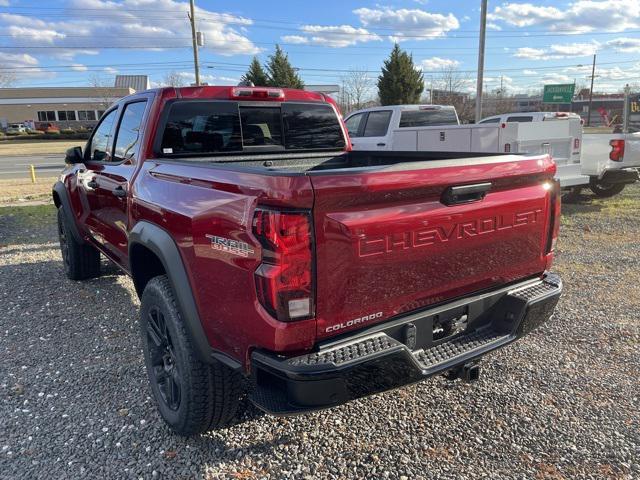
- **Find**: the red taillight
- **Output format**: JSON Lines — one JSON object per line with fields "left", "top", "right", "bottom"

{"left": 231, "top": 87, "right": 284, "bottom": 100}
{"left": 609, "top": 139, "right": 625, "bottom": 161}
{"left": 252, "top": 208, "right": 314, "bottom": 321}
{"left": 545, "top": 180, "right": 561, "bottom": 254}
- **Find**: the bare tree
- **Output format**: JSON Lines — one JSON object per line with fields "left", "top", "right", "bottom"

{"left": 0, "top": 66, "right": 16, "bottom": 87}
{"left": 163, "top": 70, "right": 186, "bottom": 87}
{"left": 431, "top": 66, "right": 474, "bottom": 122}
{"left": 89, "top": 74, "right": 115, "bottom": 111}
{"left": 339, "top": 68, "right": 374, "bottom": 115}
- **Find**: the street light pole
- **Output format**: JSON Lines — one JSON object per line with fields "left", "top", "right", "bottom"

{"left": 587, "top": 53, "right": 596, "bottom": 127}
{"left": 188, "top": 0, "right": 201, "bottom": 86}
{"left": 475, "top": 0, "right": 488, "bottom": 123}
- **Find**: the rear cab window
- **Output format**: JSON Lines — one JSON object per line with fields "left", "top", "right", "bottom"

{"left": 159, "top": 101, "right": 345, "bottom": 156}
{"left": 399, "top": 109, "right": 458, "bottom": 127}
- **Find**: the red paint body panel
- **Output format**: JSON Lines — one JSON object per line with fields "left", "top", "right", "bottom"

{"left": 60, "top": 86, "right": 558, "bottom": 371}
{"left": 310, "top": 156, "right": 556, "bottom": 338}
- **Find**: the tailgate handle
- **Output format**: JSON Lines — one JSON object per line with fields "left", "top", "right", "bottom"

{"left": 441, "top": 183, "right": 491, "bottom": 206}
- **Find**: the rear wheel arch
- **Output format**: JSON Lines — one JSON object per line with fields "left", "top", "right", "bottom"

{"left": 128, "top": 221, "right": 241, "bottom": 371}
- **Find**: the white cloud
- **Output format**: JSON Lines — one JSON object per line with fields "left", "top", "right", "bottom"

{"left": 514, "top": 42, "right": 599, "bottom": 60}
{"left": 70, "top": 63, "right": 87, "bottom": 72}
{"left": 354, "top": 7, "right": 459, "bottom": 41}
{"left": 291, "top": 25, "right": 381, "bottom": 48}
{"left": 103, "top": 67, "right": 118, "bottom": 75}
{"left": 487, "top": 23, "right": 503, "bottom": 30}
{"left": 420, "top": 57, "right": 460, "bottom": 70}
{"left": 514, "top": 47, "right": 547, "bottom": 59}
{"left": 605, "top": 37, "right": 640, "bottom": 53}
{"left": 523, "top": 69, "right": 538, "bottom": 75}
{"left": 541, "top": 73, "right": 572, "bottom": 84}
{"left": 0, "top": 52, "right": 47, "bottom": 80}
{"left": 488, "top": 1, "right": 640, "bottom": 33}
{"left": 0, "top": 0, "right": 260, "bottom": 61}
{"left": 281, "top": 35, "right": 309, "bottom": 44}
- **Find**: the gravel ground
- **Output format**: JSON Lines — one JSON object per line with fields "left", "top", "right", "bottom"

{"left": 1, "top": 186, "right": 639, "bottom": 480}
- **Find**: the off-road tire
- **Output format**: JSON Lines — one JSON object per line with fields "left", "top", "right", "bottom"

{"left": 589, "top": 179, "right": 625, "bottom": 198}
{"left": 140, "top": 275, "right": 242, "bottom": 435}
{"left": 57, "top": 207, "right": 101, "bottom": 280}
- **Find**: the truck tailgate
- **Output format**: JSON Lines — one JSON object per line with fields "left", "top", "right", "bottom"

{"left": 309, "top": 154, "right": 556, "bottom": 339}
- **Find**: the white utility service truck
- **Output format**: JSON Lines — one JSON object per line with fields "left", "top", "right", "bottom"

{"left": 345, "top": 105, "right": 639, "bottom": 197}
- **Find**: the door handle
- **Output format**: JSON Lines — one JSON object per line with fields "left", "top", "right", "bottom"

{"left": 377, "top": 143, "right": 386, "bottom": 147}
{"left": 87, "top": 180, "right": 98, "bottom": 189}
{"left": 441, "top": 182, "right": 492, "bottom": 206}
{"left": 112, "top": 186, "right": 127, "bottom": 198}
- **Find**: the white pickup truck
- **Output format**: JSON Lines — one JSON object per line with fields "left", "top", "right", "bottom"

{"left": 345, "top": 106, "right": 639, "bottom": 197}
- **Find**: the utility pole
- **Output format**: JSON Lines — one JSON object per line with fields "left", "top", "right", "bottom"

{"left": 475, "top": 0, "right": 488, "bottom": 123}
{"left": 188, "top": 0, "right": 200, "bottom": 86}
{"left": 587, "top": 53, "right": 596, "bottom": 126}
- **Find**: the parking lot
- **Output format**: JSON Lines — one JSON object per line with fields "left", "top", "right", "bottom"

{"left": 1, "top": 186, "right": 639, "bottom": 480}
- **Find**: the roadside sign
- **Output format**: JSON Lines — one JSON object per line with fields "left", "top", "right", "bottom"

{"left": 542, "top": 84, "right": 575, "bottom": 104}
{"left": 627, "top": 92, "right": 640, "bottom": 132}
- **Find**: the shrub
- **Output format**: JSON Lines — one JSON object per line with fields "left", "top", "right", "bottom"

{"left": 60, "top": 128, "right": 75, "bottom": 135}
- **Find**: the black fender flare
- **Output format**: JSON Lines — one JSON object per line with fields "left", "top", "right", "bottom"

{"left": 52, "top": 181, "right": 84, "bottom": 244}
{"left": 128, "top": 221, "right": 241, "bottom": 371}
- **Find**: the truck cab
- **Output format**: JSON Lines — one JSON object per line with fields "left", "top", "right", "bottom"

{"left": 345, "top": 105, "right": 459, "bottom": 150}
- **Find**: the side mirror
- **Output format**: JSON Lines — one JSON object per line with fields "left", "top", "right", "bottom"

{"left": 65, "top": 146, "right": 83, "bottom": 164}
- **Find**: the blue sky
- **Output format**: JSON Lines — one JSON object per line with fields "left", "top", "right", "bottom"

{"left": 0, "top": 0, "right": 639, "bottom": 94}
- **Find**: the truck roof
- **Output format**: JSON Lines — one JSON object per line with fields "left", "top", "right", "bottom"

{"left": 347, "top": 104, "right": 456, "bottom": 116}
{"left": 143, "top": 86, "right": 331, "bottom": 104}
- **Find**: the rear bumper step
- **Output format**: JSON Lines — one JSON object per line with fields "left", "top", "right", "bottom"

{"left": 250, "top": 272, "right": 562, "bottom": 416}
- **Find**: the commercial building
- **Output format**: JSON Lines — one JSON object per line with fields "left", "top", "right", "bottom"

{"left": 0, "top": 86, "right": 134, "bottom": 129}
{"left": 0, "top": 75, "right": 150, "bottom": 130}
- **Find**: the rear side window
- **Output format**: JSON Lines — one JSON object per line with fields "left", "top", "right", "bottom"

{"left": 399, "top": 109, "right": 458, "bottom": 127}
{"left": 479, "top": 117, "right": 500, "bottom": 124}
{"left": 506, "top": 116, "right": 533, "bottom": 123}
{"left": 363, "top": 111, "right": 392, "bottom": 137}
{"left": 160, "top": 101, "right": 344, "bottom": 155}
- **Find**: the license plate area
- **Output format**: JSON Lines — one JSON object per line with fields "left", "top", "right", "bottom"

{"left": 382, "top": 305, "right": 475, "bottom": 352}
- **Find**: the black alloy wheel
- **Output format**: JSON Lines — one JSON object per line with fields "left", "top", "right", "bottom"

{"left": 146, "top": 306, "right": 182, "bottom": 411}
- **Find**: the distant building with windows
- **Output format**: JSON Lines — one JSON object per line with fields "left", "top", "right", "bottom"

{"left": 0, "top": 85, "right": 136, "bottom": 129}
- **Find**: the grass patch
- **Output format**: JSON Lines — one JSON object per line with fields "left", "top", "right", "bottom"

{"left": 0, "top": 203, "right": 57, "bottom": 245}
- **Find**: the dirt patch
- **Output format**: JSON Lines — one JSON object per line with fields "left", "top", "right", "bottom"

{"left": 0, "top": 177, "right": 58, "bottom": 205}
{"left": 0, "top": 140, "right": 80, "bottom": 156}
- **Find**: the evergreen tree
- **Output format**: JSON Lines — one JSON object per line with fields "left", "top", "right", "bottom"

{"left": 241, "top": 56, "right": 268, "bottom": 86}
{"left": 265, "top": 45, "right": 304, "bottom": 89}
{"left": 377, "top": 44, "right": 424, "bottom": 105}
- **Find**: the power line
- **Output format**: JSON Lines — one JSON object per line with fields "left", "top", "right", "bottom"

{"left": 1, "top": 6, "right": 639, "bottom": 38}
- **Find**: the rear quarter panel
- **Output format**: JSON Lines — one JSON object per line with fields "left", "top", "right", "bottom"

{"left": 130, "top": 161, "right": 317, "bottom": 364}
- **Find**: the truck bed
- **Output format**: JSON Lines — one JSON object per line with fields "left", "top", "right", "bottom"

{"left": 153, "top": 150, "right": 509, "bottom": 174}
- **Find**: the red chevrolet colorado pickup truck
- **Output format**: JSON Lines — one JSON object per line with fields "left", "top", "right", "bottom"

{"left": 53, "top": 86, "right": 562, "bottom": 435}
